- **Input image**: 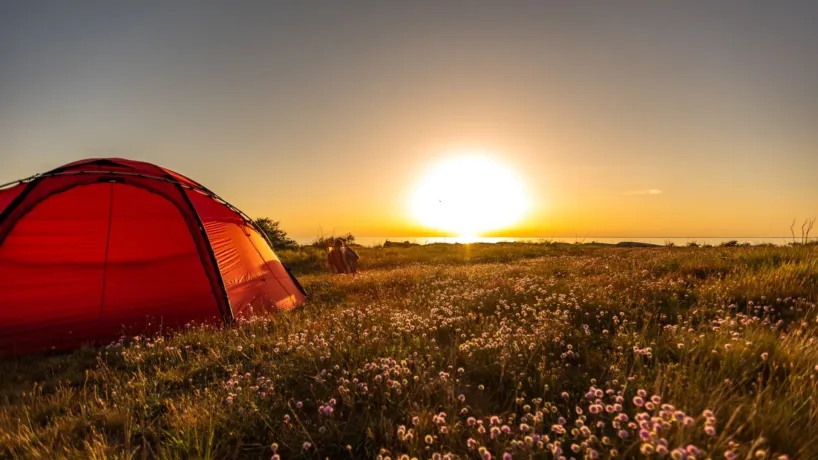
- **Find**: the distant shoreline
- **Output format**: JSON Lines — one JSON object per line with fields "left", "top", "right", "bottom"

{"left": 293, "top": 235, "right": 816, "bottom": 248}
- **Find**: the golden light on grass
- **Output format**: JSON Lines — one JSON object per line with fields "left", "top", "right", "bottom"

{"left": 407, "top": 151, "right": 530, "bottom": 237}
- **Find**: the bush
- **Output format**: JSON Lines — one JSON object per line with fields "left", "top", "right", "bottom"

{"left": 254, "top": 218, "right": 298, "bottom": 250}
{"left": 311, "top": 232, "right": 356, "bottom": 248}
{"left": 277, "top": 247, "right": 327, "bottom": 274}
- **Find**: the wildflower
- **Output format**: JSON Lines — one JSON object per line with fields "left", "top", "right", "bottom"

{"left": 502, "top": 453, "right": 512, "bottom": 460}
{"left": 490, "top": 416, "right": 501, "bottom": 425}
{"left": 478, "top": 447, "right": 491, "bottom": 460}
{"left": 640, "top": 444, "right": 655, "bottom": 455}
{"left": 618, "top": 430, "right": 629, "bottom": 439}
{"left": 725, "top": 451, "right": 737, "bottom": 460}
{"left": 412, "top": 416, "right": 420, "bottom": 426}
{"left": 656, "top": 445, "right": 669, "bottom": 456}
{"left": 302, "top": 442, "right": 311, "bottom": 450}
{"left": 296, "top": 401, "right": 303, "bottom": 409}
{"left": 467, "top": 417, "right": 477, "bottom": 426}
{"left": 761, "top": 352, "right": 769, "bottom": 361}
{"left": 425, "top": 435, "right": 434, "bottom": 444}
{"left": 467, "top": 438, "right": 478, "bottom": 449}
{"left": 704, "top": 425, "right": 716, "bottom": 436}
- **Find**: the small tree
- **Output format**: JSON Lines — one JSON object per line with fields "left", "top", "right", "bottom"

{"left": 254, "top": 218, "right": 299, "bottom": 250}
{"left": 789, "top": 217, "right": 816, "bottom": 245}
{"left": 801, "top": 218, "right": 815, "bottom": 245}
{"left": 311, "top": 232, "right": 356, "bottom": 248}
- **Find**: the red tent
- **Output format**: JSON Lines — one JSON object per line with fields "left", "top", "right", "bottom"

{"left": 0, "top": 158, "right": 306, "bottom": 355}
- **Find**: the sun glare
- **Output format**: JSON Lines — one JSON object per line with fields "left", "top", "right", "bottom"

{"left": 408, "top": 152, "right": 530, "bottom": 236}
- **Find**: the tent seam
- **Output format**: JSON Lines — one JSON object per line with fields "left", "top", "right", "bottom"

{"left": 174, "top": 183, "right": 235, "bottom": 325}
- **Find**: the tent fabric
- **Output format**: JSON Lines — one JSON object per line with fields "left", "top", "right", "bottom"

{"left": 200, "top": 221, "right": 300, "bottom": 318}
{"left": 0, "top": 158, "right": 306, "bottom": 355}
{"left": 0, "top": 184, "right": 25, "bottom": 216}
{"left": 185, "top": 189, "right": 301, "bottom": 316}
{"left": 54, "top": 158, "right": 201, "bottom": 187}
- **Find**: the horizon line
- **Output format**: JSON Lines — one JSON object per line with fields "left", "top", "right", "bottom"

{"left": 292, "top": 235, "right": 814, "bottom": 240}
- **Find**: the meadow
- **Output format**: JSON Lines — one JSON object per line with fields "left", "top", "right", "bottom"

{"left": 1, "top": 243, "right": 817, "bottom": 459}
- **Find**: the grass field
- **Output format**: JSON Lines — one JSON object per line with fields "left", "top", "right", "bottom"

{"left": 1, "top": 244, "right": 817, "bottom": 459}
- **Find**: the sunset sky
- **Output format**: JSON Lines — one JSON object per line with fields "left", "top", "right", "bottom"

{"left": 1, "top": 2, "right": 817, "bottom": 240}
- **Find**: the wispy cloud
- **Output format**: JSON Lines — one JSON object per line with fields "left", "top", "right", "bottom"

{"left": 621, "top": 189, "right": 663, "bottom": 196}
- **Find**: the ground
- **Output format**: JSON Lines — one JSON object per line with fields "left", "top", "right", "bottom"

{"left": 1, "top": 244, "right": 817, "bottom": 459}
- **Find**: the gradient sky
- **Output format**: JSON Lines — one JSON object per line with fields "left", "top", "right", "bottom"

{"left": 2, "top": 1, "right": 817, "bottom": 239}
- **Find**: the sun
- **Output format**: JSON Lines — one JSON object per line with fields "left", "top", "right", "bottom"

{"left": 408, "top": 152, "right": 530, "bottom": 236}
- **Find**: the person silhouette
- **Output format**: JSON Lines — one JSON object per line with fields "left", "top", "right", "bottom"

{"left": 327, "top": 238, "right": 360, "bottom": 275}
{"left": 344, "top": 240, "right": 359, "bottom": 275}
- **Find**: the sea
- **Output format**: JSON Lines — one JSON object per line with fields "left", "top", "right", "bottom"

{"left": 293, "top": 236, "right": 812, "bottom": 248}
